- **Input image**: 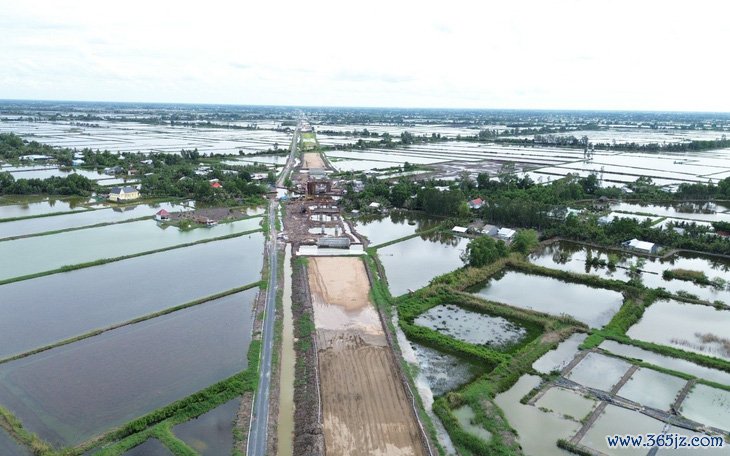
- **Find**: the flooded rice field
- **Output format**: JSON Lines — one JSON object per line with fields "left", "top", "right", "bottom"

{"left": 598, "top": 340, "right": 730, "bottom": 386}
{"left": 0, "top": 201, "right": 190, "bottom": 240}
{"left": 377, "top": 234, "right": 468, "bottom": 296}
{"left": 123, "top": 438, "right": 172, "bottom": 456}
{"left": 530, "top": 241, "right": 730, "bottom": 304}
{"left": 452, "top": 406, "right": 492, "bottom": 443}
{"left": 626, "top": 300, "right": 730, "bottom": 360}
{"left": 617, "top": 368, "right": 686, "bottom": 411}
{"left": 534, "top": 387, "right": 597, "bottom": 422}
{"left": 0, "top": 428, "right": 29, "bottom": 456}
{"left": 409, "top": 342, "right": 483, "bottom": 397}
{"left": 172, "top": 397, "right": 241, "bottom": 455}
{"left": 580, "top": 405, "right": 665, "bottom": 456}
{"left": 8, "top": 167, "right": 109, "bottom": 181}
{"left": 680, "top": 384, "right": 730, "bottom": 431}
{"left": 0, "top": 196, "right": 90, "bottom": 219}
{"left": 0, "top": 217, "right": 262, "bottom": 281}
{"left": 469, "top": 270, "right": 623, "bottom": 328}
{"left": 0, "top": 288, "right": 257, "bottom": 446}
{"left": 494, "top": 374, "right": 575, "bottom": 456}
{"left": 532, "top": 333, "right": 587, "bottom": 374}
{"left": 353, "top": 212, "right": 439, "bottom": 246}
{"left": 611, "top": 202, "right": 730, "bottom": 223}
{"left": 566, "top": 352, "right": 632, "bottom": 391}
{"left": 0, "top": 233, "right": 263, "bottom": 358}
{"left": 414, "top": 304, "right": 528, "bottom": 349}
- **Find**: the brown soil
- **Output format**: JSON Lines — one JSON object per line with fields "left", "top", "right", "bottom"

{"left": 303, "top": 153, "right": 326, "bottom": 169}
{"left": 308, "top": 257, "right": 426, "bottom": 456}
{"left": 235, "top": 391, "right": 254, "bottom": 454}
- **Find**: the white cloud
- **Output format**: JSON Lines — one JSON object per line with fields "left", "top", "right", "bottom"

{"left": 0, "top": 0, "right": 728, "bottom": 111}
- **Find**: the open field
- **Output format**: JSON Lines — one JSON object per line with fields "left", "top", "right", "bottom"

{"left": 308, "top": 257, "right": 426, "bottom": 456}
{"left": 302, "top": 152, "right": 326, "bottom": 169}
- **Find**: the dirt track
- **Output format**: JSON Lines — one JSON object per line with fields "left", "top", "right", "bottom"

{"left": 308, "top": 257, "right": 426, "bottom": 456}
{"left": 303, "top": 153, "right": 326, "bottom": 169}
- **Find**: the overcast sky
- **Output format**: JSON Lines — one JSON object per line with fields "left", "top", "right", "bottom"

{"left": 1, "top": 0, "right": 728, "bottom": 111}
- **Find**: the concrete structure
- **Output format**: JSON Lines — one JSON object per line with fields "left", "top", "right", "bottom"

{"left": 108, "top": 186, "right": 139, "bottom": 202}
{"left": 497, "top": 227, "right": 516, "bottom": 241}
{"left": 481, "top": 224, "right": 499, "bottom": 236}
{"left": 452, "top": 226, "right": 468, "bottom": 234}
{"left": 317, "top": 236, "right": 351, "bottom": 249}
{"left": 623, "top": 238, "right": 659, "bottom": 254}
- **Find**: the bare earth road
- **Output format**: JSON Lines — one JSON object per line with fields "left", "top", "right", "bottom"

{"left": 247, "top": 127, "right": 298, "bottom": 456}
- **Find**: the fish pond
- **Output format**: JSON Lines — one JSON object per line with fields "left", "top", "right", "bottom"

{"left": 172, "top": 397, "right": 241, "bottom": 456}
{"left": 0, "top": 196, "right": 90, "bottom": 219}
{"left": 626, "top": 300, "right": 730, "bottom": 361}
{"left": 0, "top": 289, "right": 257, "bottom": 446}
{"left": 0, "top": 217, "right": 262, "bottom": 281}
{"left": 452, "top": 406, "right": 492, "bottom": 443}
{"left": 353, "top": 212, "right": 440, "bottom": 247}
{"left": 469, "top": 270, "right": 623, "bottom": 328}
{"left": 409, "top": 342, "right": 485, "bottom": 397}
{"left": 680, "top": 384, "right": 730, "bottom": 431}
{"left": 0, "top": 428, "right": 29, "bottom": 456}
{"left": 579, "top": 405, "right": 665, "bottom": 456}
{"left": 617, "top": 368, "right": 686, "bottom": 411}
{"left": 532, "top": 333, "right": 587, "bottom": 374}
{"left": 377, "top": 234, "right": 468, "bottom": 297}
{"left": 123, "top": 438, "right": 172, "bottom": 456}
{"left": 534, "top": 387, "right": 597, "bottom": 422}
{"left": 566, "top": 352, "right": 632, "bottom": 392}
{"left": 414, "top": 304, "right": 530, "bottom": 350}
{"left": 0, "top": 233, "right": 263, "bottom": 358}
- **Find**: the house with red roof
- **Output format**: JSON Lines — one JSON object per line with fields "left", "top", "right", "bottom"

{"left": 210, "top": 182, "right": 222, "bottom": 189}
{"left": 468, "top": 198, "right": 484, "bottom": 209}
{"left": 155, "top": 209, "right": 170, "bottom": 221}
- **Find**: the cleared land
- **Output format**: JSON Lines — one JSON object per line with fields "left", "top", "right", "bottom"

{"left": 302, "top": 152, "right": 326, "bottom": 169}
{"left": 308, "top": 257, "right": 425, "bottom": 456}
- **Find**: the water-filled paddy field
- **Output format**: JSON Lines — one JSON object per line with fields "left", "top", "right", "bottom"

{"left": 469, "top": 269, "right": 623, "bottom": 328}
{"left": 0, "top": 196, "right": 90, "bottom": 219}
{"left": 0, "top": 233, "right": 264, "bottom": 358}
{"left": 566, "top": 352, "right": 632, "bottom": 391}
{"left": 172, "top": 397, "right": 241, "bottom": 455}
{"left": 0, "top": 428, "right": 29, "bottom": 456}
{"left": 0, "top": 217, "right": 262, "bottom": 281}
{"left": 377, "top": 234, "right": 468, "bottom": 297}
{"left": 616, "top": 368, "right": 686, "bottom": 411}
{"left": 680, "top": 384, "right": 730, "bottom": 432}
{"left": 532, "top": 333, "right": 587, "bottom": 374}
{"left": 579, "top": 405, "right": 665, "bottom": 456}
{"left": 123, "top": 438, "right": 172, "bottom": 456}
{"left": 352, "top": 212, "right": 439, "bottom": 246}
{"left": 0, "top": 288, "right": 257, "bottom": 446}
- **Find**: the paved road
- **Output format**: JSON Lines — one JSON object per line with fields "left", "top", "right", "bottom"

{"left": 247, "top": 126, "right": 299, "bottom": 456}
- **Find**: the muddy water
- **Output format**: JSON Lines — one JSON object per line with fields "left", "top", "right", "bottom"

{"left": 0, "top": 217, "right": 262, "bottom": 281}
{"left": 409, "top": 342, "right": 484, "bottom": 397}
{"left": 567, "top": 352, "right": 632, "bottom": 392}
{"left": 617, "top": 368, "right": 686, "bottom": 411}
{"left": 580, "top": 405, "right": 665, "bottom": 456}
{"left": 378, "top": 235, "right": 468, "bottom": 297}
{"left": 599, "top": 340, "right": 730, "bottom": 386}
{"left": 353, "top": 212, "right": 439, "bottom": 247}
{"left": 681, "top": 384, "right": 730, "bottom": 431}
{"left": 414, "top": 304, "right": 527, "bottom": 349}
{"left": 494, "top": 374, "right": 575, "bottom": 456}
{"left": 470, "top": 270, "right": 623, "bottom": 328}
{"left": 0, "top": 233, "right": 264, "bottom": 358}
{"left": 277, "top": 245, "right": 295, "bottom": 456}
{"left": 626, "top": 300, "right": 730, "bottom": 360}
{"left": 535, "top": 387, "right": 597, "bottom": 422}
{"left": 0, "top": 428, "right": 29, "bottom": 456}
{"left": 123, "top": 438, "right": 173, "bottom": 456}
{"left": 0, "top": 289, "right": 257, "bottom": 446}
{"left": 452, "top": 405, "right": 492, "bottom": 442}
{"left": 173, "top": 397, "right": 241, "bottom": 455}
{"left": 0, "top": 196, "right": 89, "bottom": 219}
{"left": 532, "top": 333, "right": 587, "bottom": 374}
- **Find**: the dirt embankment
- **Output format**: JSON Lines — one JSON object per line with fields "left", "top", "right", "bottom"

{"left": 302, "top": 153, "right": 326, "bottom": 169}
{"left": 308, "top": 257, "right": 426, "bottom": 456}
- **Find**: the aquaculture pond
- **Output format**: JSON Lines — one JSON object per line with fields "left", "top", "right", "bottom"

{"left": 580, "top": 405, "right": 665, "bottom": 456}
{"left": 598, "top": 340, "right": 730, "bottom": 386}
{"left": 414, "top": 304, "right": 529, "bottom": 350}
{"left": 172, "top": 397, "right": 241, "bottom": 455}
{"left": 494, "top": 374, "right": 575, "bottom": 456}
{"left": 0, "top": 196, "right": 90, "bottom": 219}
{"left": 532, "top": 333, "right": 587, "bottom": 374}
{"left": 566, "top": 352, "right": 632, "bottom": 392}
{"left": 0, "top": 289, "right": 257, "bottom": 446}
{"left": 123, "top": 438, "right": 172, "bottom": 456}
{"left": 680, "top": 384, "right": 730, "bottom": 431}
{"left": 617, "top": 368, "right": 686, "bottom": 411}
{"left": 452, "top": 406, "right": 492, "bottom": 443}
{"left": 626, "top": 300, "right": 730, "bottom": 361}
{"left": 378, "top": 234, "right": 468, "bottom": 297}
{"left": 534, "top": 387, "right": 596, "bottom": 422}
{"left": 0, "top": 201, "right": 190, "bottom": 240}
{"left": 353, "top": 212, "right": 440, "bottom": 247}
{"left": 0, "top": 233, "right": 264, "bottom": 358}
{"left": 0, "top": 428, "right": 29, "bottom": 456}
{"left": 409, "top": 342, "right": 484, "bottom": 397}
{"left": 610, "top": 202, "right": 730, "bottom": 223}
{"left": 0, "top": 217, "right": 262, "bottom": 281}
{"left": 469, "top": 270, "right": 623, "bottom": 328}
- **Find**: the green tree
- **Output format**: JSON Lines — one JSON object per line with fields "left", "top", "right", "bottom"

{"left": 511, "top": 229, "right": 539, "bottom": 254}
{"left": 462, "top": 236, "right": 509, "bottom": 267}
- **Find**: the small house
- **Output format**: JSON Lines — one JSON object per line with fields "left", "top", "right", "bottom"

{"left": 623, "top": 238, "right": 659, "bottom": 255}
{"left": 481, "top": 224, "right": 499, "bottom": 236}
{"left": 108, "top": 186, "right": 140, "bottom": 202}
{"left": 452, "top": 226, "right": 468, "bottom": 234}
{"left": 368, "top": 202, "right": 381, "bottom": 209}
{"left": 210, "top": 182, "right": 222, "bottom": 189}
{"left": 104, "top": 166, "right": 123, "bottom": 176}
{"left": 468, "top": 198, "right": 484, "bottom": 210}
{"left": 497, "top": 227, "right": 516, "bottom": 241}
{"left": 155, "top": 209, "right": 170, "bottom": 221}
